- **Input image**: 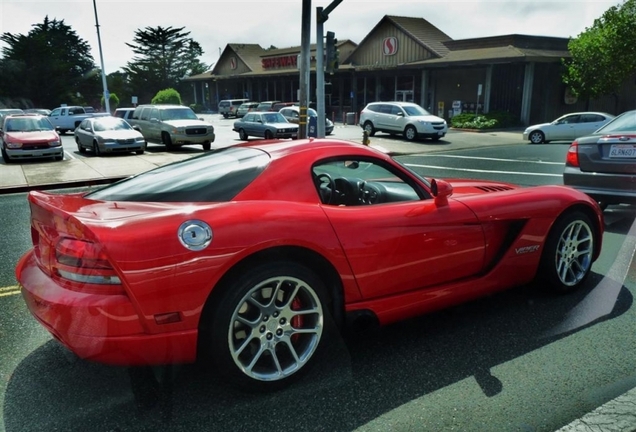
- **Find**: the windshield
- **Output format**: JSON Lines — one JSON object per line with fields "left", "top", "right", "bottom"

{"left": 160, "top": 108, "right": 199, "bottom": 121}
{"left": 263, "top": 112, "right": 287, "bottom": 123}
{"left": 92, "top": 118, "right": 132, "bottom": 132}
{"left": 4, "top": 116, "right": 53, "bottom": 132}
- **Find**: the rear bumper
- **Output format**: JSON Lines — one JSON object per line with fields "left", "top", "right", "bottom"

{"left": 563, "top": 167, "right": 636, "bottom": 205}
{"left": 16, "top": 251, "right": 197, "bottom": 365}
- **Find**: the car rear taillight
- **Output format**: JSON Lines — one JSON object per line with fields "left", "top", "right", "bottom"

{"left": 566, "top": 141, "right": 580, "bottom": 167}
{"left": 54, "top": 238, "right": 122, "bottom": 288}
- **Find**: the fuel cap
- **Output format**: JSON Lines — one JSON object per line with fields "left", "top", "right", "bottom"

{"left": 178, "top": 220, "right": 212, "bottom": 251}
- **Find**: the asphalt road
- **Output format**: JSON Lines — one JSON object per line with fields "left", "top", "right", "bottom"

{"left": 1, "top": 141, "right": 635, "bottom": 432}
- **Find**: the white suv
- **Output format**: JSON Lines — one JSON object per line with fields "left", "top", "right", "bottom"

{"left": 359, "top": 102, "right": 447, "bottom": 141}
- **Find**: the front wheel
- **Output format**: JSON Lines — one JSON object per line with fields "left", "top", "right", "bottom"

{"left": 363, "top": 121, "right": 376, "bottom": 137}
{"left": 202, "top": 141, "right": 211, "bottom": 151}
{"left": 264, "top": 130, "right": 274, "bottom": 140}
{"left": 76, "top": 137, "right": 86, "bottom": 153}
{"left": 162, "top": 132, "right": 174, "bottom": 150}
{"left": 404, "top": 125, "right": 417, "bottom": 141}
{"left": 539, "top": 211, "right": 595, "bottom": 293}
{"left": 529, "top": 131, "right": 545, "bottom": 144}
{"left": 93, "top": 141, "right": 101, "bottom": 156}
{"left": 202, "top": 262, "right": 328, "bottom": 391}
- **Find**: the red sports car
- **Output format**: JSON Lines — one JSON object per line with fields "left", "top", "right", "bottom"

{"left": 16, "top": 138, "right": 603, "bottom": 390}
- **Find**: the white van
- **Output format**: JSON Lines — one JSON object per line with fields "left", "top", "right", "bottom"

{"left": 219, "top": 99, "right": 249, "bottom": 118}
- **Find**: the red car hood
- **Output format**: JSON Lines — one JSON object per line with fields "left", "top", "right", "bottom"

{"left": 5, "top": 130, "right": 59, "bottom": 142}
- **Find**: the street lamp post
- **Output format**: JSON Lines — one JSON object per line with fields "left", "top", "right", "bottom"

{"left": 92, "top": 0, "right": 110, "bottom": 113}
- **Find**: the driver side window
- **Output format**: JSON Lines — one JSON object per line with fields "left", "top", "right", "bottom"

{"left": 312, "top": 159, "right": 421, "bottom": 206}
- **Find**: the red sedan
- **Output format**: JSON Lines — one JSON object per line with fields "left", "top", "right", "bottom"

{"left": 16, "top": 138, "right": 603, "bottom": 390}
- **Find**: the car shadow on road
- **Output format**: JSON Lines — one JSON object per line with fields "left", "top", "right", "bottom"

{"left": 3, "top": 271, "right": 632, "bottom": 432}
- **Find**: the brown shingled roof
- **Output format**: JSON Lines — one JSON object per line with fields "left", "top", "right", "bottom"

{"left": 385, "top": 15, "right": 452, "bottom": 57}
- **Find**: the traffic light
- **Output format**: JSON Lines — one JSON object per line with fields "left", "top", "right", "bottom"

{"left": 325, "top": 31, "right": 339, "bottom": 74}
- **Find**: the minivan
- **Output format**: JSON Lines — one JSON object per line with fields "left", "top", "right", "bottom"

{"left": 219, "top": 99, "right": 249, "bottom": 118}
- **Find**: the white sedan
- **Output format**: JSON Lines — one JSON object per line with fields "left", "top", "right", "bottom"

{"left": 523, "top": 112, "right": 615, "bottom": 144}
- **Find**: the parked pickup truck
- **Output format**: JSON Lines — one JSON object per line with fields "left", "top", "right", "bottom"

{"left": 48, "top": 106, "right": 109, "bottom": 134}
{"left": 128, "top": 104, "right": 215, "bottom": 151}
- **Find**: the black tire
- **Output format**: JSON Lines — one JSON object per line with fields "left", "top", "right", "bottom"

{"left": 202, "top": 141, "right": 211, "bottom": 151}
{"left": 529, "top": 130, "right": 545, "bottom": 144}
{"left": 162, "top": 132, "right": 174, "bottom": 150}
{"left": 363, "top": 121, "right": 376, "bottom": 137}
{"left": 76, "top": 137, "right": 86, "bottom": 154}
{"left": 264, "top": 130, "right": 274, "bottom": 140}
{"left": 223, "top": 113, "right": 229, "bottom": 119}
{"left": 404, "top": 125, "right": 417, "bottom": 141}
{"left": 539, "top": 211, "right": 595, "bottom": 293}
{"left": 2, "top": 147, "right": 11, "bottom": 163}
{"left": 93, "top": 141, "right": 101, "bottom": 156}
{"left": 239, "top": 129, "right": 248, "bottom": 140}
{"left": 201, "top": 262, "right": 330, "bottom": 391}
{"left": 54, "top": 155, "right": 63, "bottom": 161}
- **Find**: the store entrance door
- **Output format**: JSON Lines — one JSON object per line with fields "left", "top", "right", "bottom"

{"left": 395, "top": 90, "right": 414, "bottom": 102}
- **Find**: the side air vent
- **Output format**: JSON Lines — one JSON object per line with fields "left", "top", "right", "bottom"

{"left": 475, "top": 185, "right": 514, "bottom": 192}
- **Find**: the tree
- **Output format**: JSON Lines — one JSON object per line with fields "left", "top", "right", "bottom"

{"left": 122, "top": 26, "right": 208, "bottom": 104}
{"left": 0, "top": 16, "right": 101, "bottom": 109}
{"left": 562, "top": 0, "right": 636, "bottom": 109}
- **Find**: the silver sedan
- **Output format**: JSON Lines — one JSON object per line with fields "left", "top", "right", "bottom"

{"left": 75, "top": 117, "right": 146, "bottom": 156}
{"left": 233, "top": 112, "right": 298, "bottom": 140}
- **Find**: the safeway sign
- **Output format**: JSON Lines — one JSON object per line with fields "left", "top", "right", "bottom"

{"left": 383, "top": 37, "right": 398, "bottom": 56}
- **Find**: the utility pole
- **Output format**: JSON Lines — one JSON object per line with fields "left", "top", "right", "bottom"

{"left": 298, "top": 0, "right": 311, "bottom": 139}
{"left": 92, "top": 0, "right": 110, "bottom": 113}
{"left": 316, "top": 0, "right": 343, "bottom": 138}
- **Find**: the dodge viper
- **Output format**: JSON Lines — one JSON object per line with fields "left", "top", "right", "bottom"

{"left": 16, "top": 138, "right": 604, "bottom": 390}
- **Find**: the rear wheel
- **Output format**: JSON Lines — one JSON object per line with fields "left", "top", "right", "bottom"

{"left": 529, "top": 131, "right": 545, "bottom": 144}
{"left": 201, "top": 262, "right": 329, "bottom": 391}
{"left": 239, "top": 129, "right": 248, "bottom": 140}
{"left": 76, "top": 137, "right": 86, "bottom": 153}
{"left": 539, "top": 211, "right": 595, "bottom": 293}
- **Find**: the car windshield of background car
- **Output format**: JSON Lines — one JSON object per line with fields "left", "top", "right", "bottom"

{"left": 161, "top": 108, "right": 198, "bottom": 121}
{"left": 264, "top": 113, "right": 286, "bottom": 123}
{"left": 85, "top": 147, "right": 270, "bottom": 202}
{"left": 403, "top": 105, "right": 430, "bottom": 116}
{"left": 94, "top": 118, "right": 131, "bottom": 132}
{"left": 595, "top": 110, "right": 636, "bottom": 134}
{"left": 6, "top": 117, "right": 53, "bottom": 132}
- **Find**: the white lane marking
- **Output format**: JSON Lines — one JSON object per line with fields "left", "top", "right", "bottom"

{"left": 64, "top": 150, "right": 76, "bottom": 160}
{"left": 0, "top": 285, "right": 21, "bottom": 297}
{"left": 411, "top": 154, "right": 564, "bottom": 165}
{"left": 405, "top": 163, "right": 563, "bottom": 177}
{"left": 545, "top": 215, "right": 636, "bottom": 338}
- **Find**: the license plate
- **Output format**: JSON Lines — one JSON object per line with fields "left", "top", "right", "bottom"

{"left": 609, "top": 144, "right": 636, "bottom": 158}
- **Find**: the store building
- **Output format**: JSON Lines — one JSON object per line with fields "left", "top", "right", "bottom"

{"left": 185, "top": 15, "right": 635, "bottom": 125}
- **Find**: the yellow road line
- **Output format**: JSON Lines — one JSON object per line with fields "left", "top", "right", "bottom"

{"left": 0, "top": 285, "right": 22, "bottom": 297}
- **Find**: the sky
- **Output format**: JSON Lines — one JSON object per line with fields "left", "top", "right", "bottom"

{"left": 0, "top": 0, "right": 620, "bottom": 74}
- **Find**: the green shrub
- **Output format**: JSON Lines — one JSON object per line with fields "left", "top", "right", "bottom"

{"left": 151, "top": 88, "right": 182, "bottom": 105}
{"left": 450, "top": 110, "right": 521, "bottom": 129}
{"left": 190, "top": 103, "right": 205, "bottom": 113}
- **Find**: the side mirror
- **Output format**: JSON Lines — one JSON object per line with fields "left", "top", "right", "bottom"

{"left": 430, "top": 179, "right": 453, "bottom": 206}
{"left": 132, "top": 125, "right": 141, "bottom": 132}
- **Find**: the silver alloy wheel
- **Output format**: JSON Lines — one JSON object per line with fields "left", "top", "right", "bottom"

{"left": 405, "top": 126, "right": 416, "bottom": 141}
{"left": 529, "top": 131, "right": 544, "bottom": 144}
{"left": 555, "top": 219, "right": 593, "bottom": 286}
{"left": 228, "top": 275, "right": 323, "bottom": 382}
{"left": 363, "top": 122, "right": 374, "bottom": 136}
